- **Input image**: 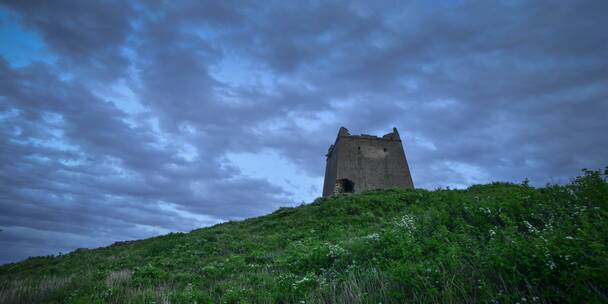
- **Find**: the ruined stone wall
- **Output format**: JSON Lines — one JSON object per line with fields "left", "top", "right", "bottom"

{"left": 322, "top": 143, "right": 339, "bottom": 197}
{"left": 322, "top": 127, "right": 414, "bottom": 197}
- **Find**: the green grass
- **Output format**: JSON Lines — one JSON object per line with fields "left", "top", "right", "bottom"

{"left": 1, "top": 168, "right": 607, "bottom": 303}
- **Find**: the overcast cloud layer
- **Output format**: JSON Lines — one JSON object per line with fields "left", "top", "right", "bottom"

{"left": 1, "top": 1, "right": 607, "bottom": 264}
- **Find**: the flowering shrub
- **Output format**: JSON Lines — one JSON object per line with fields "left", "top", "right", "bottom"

{"left": 394, "top": 214, "right": 416, "bottom": 233}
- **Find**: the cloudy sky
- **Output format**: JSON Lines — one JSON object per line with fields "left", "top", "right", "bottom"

{"left": 1, "top": 1, "right": 607, "bottom": 264}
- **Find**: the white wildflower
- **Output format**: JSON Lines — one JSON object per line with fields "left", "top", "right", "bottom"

{"left": 547, "top": 259, "right": 556, "bottom": 270}
{"left": 293, "top": 273, "right": 316, "bottom": 288}
{"left": 327, "top": 243, "right": 346, "bottom": 258}
{"left": 566, "top": 188, "right": 576, "bottom": 197}
{"left": 395, "top": 214, "right": 416, "bottom": 232}
{"left": 523, "top": 221, "right": 540, "bottom": 234}
{"left": 364, "top": 233, "right": 380, "bottom": 241}
{"left": 479, "top": 207, "right": 492, "bottom": 215}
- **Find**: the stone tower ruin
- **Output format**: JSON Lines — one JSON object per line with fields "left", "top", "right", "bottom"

{"left": 322, "top": 127, "right": 414, "bottom": 197}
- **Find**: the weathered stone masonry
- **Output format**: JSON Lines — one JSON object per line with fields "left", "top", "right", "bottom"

{"left": 322, "top": 127, "right": 414, "bottom": 197}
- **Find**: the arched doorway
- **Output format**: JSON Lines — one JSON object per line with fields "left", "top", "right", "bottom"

{"left": 335, "top": 178, "right": 355, "bottom": 194}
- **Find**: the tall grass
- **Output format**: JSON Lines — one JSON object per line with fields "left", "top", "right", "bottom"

{"left": 0, "top": 276, "right": 72, "bottom": 304}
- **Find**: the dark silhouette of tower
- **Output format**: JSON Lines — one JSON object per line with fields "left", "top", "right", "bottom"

{"left": 322, "top": 127, "right": 414, "bottom": 197}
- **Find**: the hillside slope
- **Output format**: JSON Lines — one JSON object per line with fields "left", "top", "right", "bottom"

{"left": 1, "top": 169, "right": 607, "bottom": 303}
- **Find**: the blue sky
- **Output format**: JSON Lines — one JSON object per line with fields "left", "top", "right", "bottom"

{"left": 1, "top": 0, "right": 607, "bottom": 264}
{"left": 0, "top": 10, "right": 57, "bottom": 68}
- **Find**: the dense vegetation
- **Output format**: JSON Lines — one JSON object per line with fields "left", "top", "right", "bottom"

{"left": 1, "top": 168, "right": 607, "bottom": 303}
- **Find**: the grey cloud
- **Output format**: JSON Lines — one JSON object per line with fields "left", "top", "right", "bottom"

{"left": 0, "top": 55, "right": 289, "bottom": 263}
{"left": 1, "top": 0, "right": 607, "bottom": 264}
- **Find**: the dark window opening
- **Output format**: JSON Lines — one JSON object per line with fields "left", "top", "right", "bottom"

{"left": 335, "top": 178, "right": 355, "bottom": 194}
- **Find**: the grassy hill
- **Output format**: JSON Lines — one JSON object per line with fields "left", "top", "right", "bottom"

{"left": 1, "top": 168, "right": 607, "bottom": 304}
